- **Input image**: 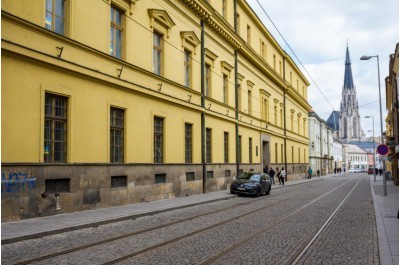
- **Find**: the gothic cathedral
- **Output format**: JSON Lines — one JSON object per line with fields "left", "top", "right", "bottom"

{"left": 327, "top": 45, "right": 363, "bottom": 142}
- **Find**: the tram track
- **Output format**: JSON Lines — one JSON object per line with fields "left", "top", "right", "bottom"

{"left": 8, "top": 176, "right": 356, "bottom": 265}
{"left": 198, "top": 176, "right": 361, "bottom": 265}
{"left": 102, "top": 177, "right": 356, "bottom": 265}
{"left": 11, "top": 187, "right": 301, "bottom": 265}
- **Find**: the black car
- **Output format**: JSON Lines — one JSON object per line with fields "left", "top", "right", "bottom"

{"left": 230, "top": 172, "right": 271, "bottom": 197}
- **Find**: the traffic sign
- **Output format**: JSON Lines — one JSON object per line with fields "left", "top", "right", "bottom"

{"left": 376, "top": 144, "right": 389, "bottom": 155}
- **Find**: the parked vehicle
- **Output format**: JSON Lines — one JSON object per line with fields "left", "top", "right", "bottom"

{"left": 230, "top": 172, "right": 271, "bottom": 197}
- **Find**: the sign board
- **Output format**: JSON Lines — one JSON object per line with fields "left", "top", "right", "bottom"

{"left": 379, "top": 156, "right": 388, "bottom": 161}
{"left": 377, "top": 144, "right": 389, "bottom": 155}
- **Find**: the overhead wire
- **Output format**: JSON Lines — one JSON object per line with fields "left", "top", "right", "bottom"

{"left": 101, "top": 0, "right": 309, "bottom": 127}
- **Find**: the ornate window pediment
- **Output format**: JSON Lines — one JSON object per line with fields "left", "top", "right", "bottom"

{"left": 221, "top": 61, "right": 234, "bottom": 77}
{"left": 148, "top": 9, "right": 175, "bottom": 37}
{"left": 205, "top": 48, "right": 218, "bottom": 67}
{"left": 180, "top": 31, "right": 200, "bottom": 54}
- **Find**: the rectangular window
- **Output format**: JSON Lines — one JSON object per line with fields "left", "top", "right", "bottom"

{"left": 45, "top": 178, "right": 70, "bottom": 193}
{"left": 223, "top": 74, "right": 228, "bottom": 104}
{"left": 274, "top": 106, "right": 277, "bottom": 124}
{"left": 206, "top": 128, "right": 212, "bottom": 163}
{"left": 222, "top": 0, "right": 227, "bottom": 19}
{"left": 281, "top": 144, "right": 284, "bottom": 163}
{"left": 249, "top": 138, "right": 253, "bottom": 163}
{"left": 45, "top": 0, "right": 65, "bottom": 35}
{"left": 207, "top": 171, "right": 214, "bottom": 179}
{"left": 224, "top": 132, "right": 229, "bottom": 163}
{"left": 155, "top": 174, "right": 166, "bottom": 184}
{"left": 247, "top": 25, "right": 251, "bottom": 44}
{"left": 205, "top": 64, "right": 211, "bottom": 97}
{"left": 186, "top": 172, "right": 195, "bottom": 181}
{"left": 248, "top": 90, "right": 252, "bottom": 115}
{"left": 110, "top": 107, "right": 124, "bottom": 163}
{"left": 184, "top": 49, "right": 192, "bottom": 88}
{"left": 238, "top": 83, "right": 242, "bottom": 111}
{"left": 110, "top": 5, "right": 123, "bottom": 59}
{"left": 44, "top": 93, "right": 68, "bottom": 163}
{"left": 153, "top": 32, "right": 163, "bottom": 75}
{"left": 185, "top": 123, "right": 192, "bottom": 163}
{"left": 111, "top": 176, "right": 127, "bottom": 188}
{"left": 154, "top": 117, "right": 164, "bottom": 163}
{"left": 275, "top": 143, "right": 278, "bottom": 163}
{"left": 238, "top": 135, "right": 242, "bottom": 163}
{"left": 236, "top": 13, "right": 240, "bottom": 34}
{"left": 225, "top": 170, "right": 231, "bottom": 177}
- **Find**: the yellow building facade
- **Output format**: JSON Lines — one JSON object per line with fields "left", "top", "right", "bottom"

{"left": 1, "top": 0, "right": 311, "bottom": 221}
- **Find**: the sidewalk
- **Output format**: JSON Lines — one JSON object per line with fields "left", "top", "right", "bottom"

{"left": 370, "top": 174, "right": 399, "bottom": 265}
{"left": 1, "top": 176, "right": 323, "bottom": 244}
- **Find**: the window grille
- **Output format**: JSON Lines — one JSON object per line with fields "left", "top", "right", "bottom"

{"left": 44, "top": 93, "right": 68, "bottom": 163}
{"left": 185, "top": 123, "right": 192, "bottom": 163}
{"left": 110, "top": 107, "right": 124, "bottom": 163}
{"left": 111, "top": 176, "right": 127, "bottom": 188}
{"left": 154, "top": 117, "right": 164, "bottom": 163}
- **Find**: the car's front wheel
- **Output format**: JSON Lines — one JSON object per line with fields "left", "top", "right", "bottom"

{"left": 255, "top": 188, "right": 261, "bottom": 197}
{"left": 266, "top": 187, "right": 271, "bottom": 195}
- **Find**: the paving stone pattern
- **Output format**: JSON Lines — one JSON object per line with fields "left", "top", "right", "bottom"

{"left": 1, "top": 175, "right": 379, "bottom": 265}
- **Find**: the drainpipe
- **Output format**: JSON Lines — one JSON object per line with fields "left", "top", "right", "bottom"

{"left": 234, "top": 0, "right": 239, "bottom": 176}
{"left": 201, "top": 19, "right": 206, "bottom": 193}
{"left": 283, "top": 56, "right": 288, "bottom": 180}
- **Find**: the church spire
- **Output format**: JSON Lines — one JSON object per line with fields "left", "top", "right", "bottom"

{"left": 343, "top": 44, "right": 355, "bottom": 90}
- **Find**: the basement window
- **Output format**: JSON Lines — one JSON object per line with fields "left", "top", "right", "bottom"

{"left": 45, "top": 178, "right": 70, "bottom": 193}
{"left": 111, "top": 176, "right": 127, "bottom": 188}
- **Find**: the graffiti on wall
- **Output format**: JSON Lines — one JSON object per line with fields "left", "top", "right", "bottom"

{"left": 1, "top": 172, "right": 36, "bottom": 193}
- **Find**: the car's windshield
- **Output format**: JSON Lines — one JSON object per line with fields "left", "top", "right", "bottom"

{"left": 237, "top": 173, "right": 261, "bottom": 181}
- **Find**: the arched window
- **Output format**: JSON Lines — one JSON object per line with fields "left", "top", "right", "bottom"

{"left": 353, "top": 118, "right": 357, "bottom": 137}
{"left": 343, "top": 118, "right": 347, "bottom": 138}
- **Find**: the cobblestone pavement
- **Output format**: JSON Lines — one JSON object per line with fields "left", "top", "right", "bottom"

{"left": 1, "top": 175, "right": 380, "bottom": 265}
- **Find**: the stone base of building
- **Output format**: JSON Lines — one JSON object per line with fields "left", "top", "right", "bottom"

{"left": 1, "top": 163, "right": 263, "bottom": 222}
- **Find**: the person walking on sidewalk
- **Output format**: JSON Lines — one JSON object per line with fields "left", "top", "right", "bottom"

{"left": 280, "top": 167, "right": 286, "bottom": 186}
{"left": 268, "top": 167, "right": 275, "bottom": 185}
{"left": 277, "top": 169, "right": 281, "bottom": 185}
{"left": 307, "top": 167, "right": 313, "bottom": 179}
{"left": 317, "top": 169, "right": 320, "bottom": 177}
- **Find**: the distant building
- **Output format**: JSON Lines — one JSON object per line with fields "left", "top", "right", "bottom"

{"left": 333, "top": 138, "right": 344, "bottom": 171}
{"left": 344, "top": 144, "right": 368, "bottom": 171}
{"left": 309, "top": 111, "right": 334, "bottom": 175}
{"left": 348, "top": 141, "right": 380, "bottom": 170}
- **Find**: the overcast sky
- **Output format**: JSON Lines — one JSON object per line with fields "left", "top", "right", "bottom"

{"left": 247, "top": 0, "right": 399, "bottom": 139}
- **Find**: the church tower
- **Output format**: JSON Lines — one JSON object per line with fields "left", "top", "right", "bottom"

{"left": 339, "top": 44, "right": 362, "bottom": 142}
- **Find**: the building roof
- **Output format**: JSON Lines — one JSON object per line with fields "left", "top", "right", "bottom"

{"left": 348, "top": 141, "right": 379, "bottom": 152}
{"left": 343, "top": 45, "right": 355, "bottom": 90}
{"left": 326, "top": 111, "right": 340, "bottom": 131}
{"left": 346, "top": 144, "right": 368, "bottom": 154}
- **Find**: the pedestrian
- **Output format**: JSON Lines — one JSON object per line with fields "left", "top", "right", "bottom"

{"left": 307, "top": 167, "right": 313, "bottom": 179}
{"left": 317, "top": 169, "right": 320, "bottom": 177}
{"left": 276, "top": 167, "right": 281, "bottom": 184}
{"left": 334, "top": 168, "right": 337, "bottom": 174}
{"left": 280, "top": 167, "right": 286, "bottom": 185}
{"left": 268, "top": 167, "right": 275, "bottom": 185}
{"left": 263, "top": 165, "right": 268, "bottom": 174}
{"left": 379, "top": 168, "right": 383, "bottom": 176}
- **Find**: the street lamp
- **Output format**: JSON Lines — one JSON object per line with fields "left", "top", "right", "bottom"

{"left": 361, "top": 55, "right": 387, "bottom": 195}
{"left": 365, "top": 116, "right": 376, "bottom": 181}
